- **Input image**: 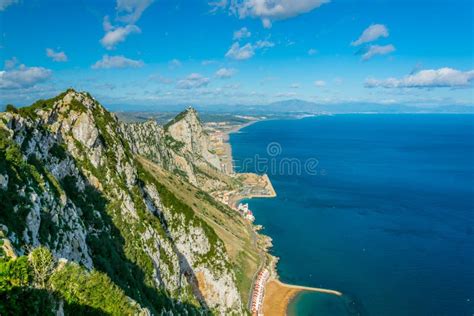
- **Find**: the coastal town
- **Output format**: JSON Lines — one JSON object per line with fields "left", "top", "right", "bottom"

{"left": 250, "top": 269, "right": 270, "bottom": 315}
{"left": 203, "top": 118, "right": 344, "bottom": 315}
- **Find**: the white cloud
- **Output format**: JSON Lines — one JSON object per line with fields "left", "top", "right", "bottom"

{"left": 290, "top": 83, "right": 300, "bottom": 88}
{"left": 0, "top": 64, "right": 52, "bottom": 89}
{"left": 0, "top": 0, "right": 17, "bottom": 11}
{"left": 225, "top": 40, "right": 274, "bottom": 60}
{"left": 255, "top": 40, "right": 275, "bottom": 48}
{"left": 4, "top": 57, "right": 18, "bottom": 69}
{"left": 209, "top": 0, "right": 228, "bottom": 13}
{"left": 215, "top": 67, "right": 237, "bottom": 79}
{"left": 308, "top": 48, "right": 318, "bottom": 55}
{"left": 233, "top": 27, "right": 251, "bottom": 40}
{"left": 116, "top": 0, "right": 154, "bottom": 24}
{"left": 176, "top": 73, "right": 210, "bottom": 89}
{"left": 351, "top": 24, "right": 389, "bottom": 46}
{"left": 226, "top": 0, "right": 330, "bottom": 28}
{"left": 365, "top": 68, "right": 474, "bottom": 88}
{"left": 225, "top": 42, "right": 255, "bottom": 60}
{"left": 92, "top": 55, "right": 144, "bottom": 69}
{"left": 275, "top": 92, "right": 297, "bottom": 98}
{"left": 168, "top": 59, "right": 182, "bottom": 69}
{"left": 46, "top": 48, "right": 68, "bottom": 62}
{"left": 314, "top": 80, "right": 326, "bottom": 87}
{"left": 100, "top": 17, "right": 141, "bottom": 50}
{"left": 362, "top": 44, "right": 395, "bottom": 60}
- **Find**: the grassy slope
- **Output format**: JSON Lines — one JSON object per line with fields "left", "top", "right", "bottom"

{"left": 138, "top": 157, "right": 263, "bottom": 305}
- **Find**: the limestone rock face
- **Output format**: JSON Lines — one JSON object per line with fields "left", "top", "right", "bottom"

{"left": 165, "top": 108, "right": 222, "bottom": 171}
{"left": 0, "top": 90, "right": 243, "bottom": 315}
{"left": 121, "top": 108, "right": 228, "bottom": 190}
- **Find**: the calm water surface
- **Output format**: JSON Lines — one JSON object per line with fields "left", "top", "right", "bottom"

{"left": 230, "top": 114, "right": 474, "bottom": 316}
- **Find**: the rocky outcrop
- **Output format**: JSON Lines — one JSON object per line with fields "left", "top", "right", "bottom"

{"left": 0, "top": 90, "right": 243, "bottom": 314}
{"left": 165, "top": 107, "right": 222, "bottom": 171}
{"left": 121, "top": 108, "right": 230, "bottom": 191}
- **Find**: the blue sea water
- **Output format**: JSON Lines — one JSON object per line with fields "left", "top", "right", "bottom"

{"left": 230, "top": 114, "right": 474, "bottom": 316}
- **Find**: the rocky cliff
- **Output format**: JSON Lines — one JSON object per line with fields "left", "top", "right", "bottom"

{"left": 0, "top": 90, "right": 244, "bottom": 315}
{"left": 121, "top": 108, "right": 234, "bottom": 192}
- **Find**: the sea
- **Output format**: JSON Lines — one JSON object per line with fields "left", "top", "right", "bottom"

{"left": 229, "top": 114, "right": 474, "bottom": 316}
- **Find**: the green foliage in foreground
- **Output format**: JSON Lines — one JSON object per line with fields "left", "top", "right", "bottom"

{"left": 0, "top": 247, "right": 141, "bottom": 315}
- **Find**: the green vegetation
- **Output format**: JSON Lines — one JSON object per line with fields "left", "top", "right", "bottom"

{"left": 5, "top": 104, "right": 18, "bottom": 114}
{"left": 16, "top": 90, "right": 70, "bottom": 120}
{"left": 0, "top": 246, "right": 141, "bottom": 315}
{"left": 164, "top": 135, "right": 185, "bottom": 152}
{"left": 0, "top": 133, "right": 42, "bottom": 242}
{"left": 0, "top": 90, "right": 252, "bottom": 314}
{"left": 163, "top": 108, "right": 193, "bottom": 130}
{"left": 138, "top": 158, "right": 262, "bottom": 306}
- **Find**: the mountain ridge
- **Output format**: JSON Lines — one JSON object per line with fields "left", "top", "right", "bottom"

{"left": 0, "top": 89, "right": 254, "bottom": 315}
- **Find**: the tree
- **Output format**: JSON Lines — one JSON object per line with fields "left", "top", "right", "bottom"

{"left": 5, "top": 104, "right": 18, "bottom": 114}
{"left": 28, "top": 247, "right": 55, "bottom": 289}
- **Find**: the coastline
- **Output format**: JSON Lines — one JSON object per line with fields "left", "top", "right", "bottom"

{"left": 221, "top": 119, "right": 260, "bottom": 175}
{"left": 222, "top": 117, "right": 343, "bottom": 315}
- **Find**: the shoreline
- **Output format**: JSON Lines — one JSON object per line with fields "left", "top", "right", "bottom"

{"left": 221, "top": 119, "right": 260, "bottom": 175}
{"left": 263, "top": 279, "right": 343, "bottom": 316}
{"left": 221, "top": 116, "right": 343, "bottom": 315}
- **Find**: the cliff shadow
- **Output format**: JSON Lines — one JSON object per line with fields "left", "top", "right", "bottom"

{"left": 58, "top": 170, "right": 204, "bottom": 315}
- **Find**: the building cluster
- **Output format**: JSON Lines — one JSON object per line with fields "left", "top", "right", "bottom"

{"left": 211, "top": 191, "right": 256, "bottom": 222}
{"left": 250, "top": 269, "right": 270, "bottom": 315}
{"left": 237, "top": 203, "right": 255, "bottom": 222}
{"left": 212, "top": 190, "right": 234, "bottom": 206}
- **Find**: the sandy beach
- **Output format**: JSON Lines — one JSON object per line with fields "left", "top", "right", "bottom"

{"left": 220, "top": 117, "right": 341, "bottom": 315}
{"left": 221, "top": 120, "right": 260, "bottom": 174}
{"left": 263, "top": 279, "right": 302, "bottom": 316}
{"left": 263, "top": 279, "right": 343, "bottom": 315}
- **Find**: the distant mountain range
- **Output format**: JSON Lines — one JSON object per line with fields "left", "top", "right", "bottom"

{"left": 4, "top": 98, "right": 473, "bottom": 115}
{"left": 107, "top": 99, "right": 474, "bottom": 115}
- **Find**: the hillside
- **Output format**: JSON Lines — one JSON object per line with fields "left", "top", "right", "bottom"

{"left": 121, "top": 108, "right": 240, "bottom": 191}
{"left": 0, "top": 89, "right": 260, "bottom": 315}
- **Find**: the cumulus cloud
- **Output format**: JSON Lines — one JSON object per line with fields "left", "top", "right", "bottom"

{"left": 0, "top": 64, "right": 52, "bottom": 89}
{"left": 215, "top": 67, "right": 237, "bottom": 79}
{"left": 314, "top": 80, "right": 326, "bottom": 87}
{"left": 362, "top": 44, "right": 395, "bottom": 60}
{"left": 290, "top": 83, "right": 300, "bottom": 88}
{"left": 308, "top": 48, "right": 318, "bottom": 55}
{"left": 365, "top": 68, "right": 474, "bottom": 88}
{"left": 116, "top": 0, "right": 154, "bottom": 24}
{"left": 46, "top": 48, "right": 68, "bottom": 62}
{"left": 176, "top": 73, "right": 210, "bottom": 89}
{"left": 351, "top": 24, "right": 389, "bottom": 46}
{"left": 225, "top": 40, "right": 274, "bottom": 60}
{"left": 0, "top": 0, "right": 17, "bottom": 11}
{"left": 99, "top": 1, "right": 153, "bottom": 50}
{"left": 233, "top": 27, "right": 251, "bottom": 40}
{"left": 225, "top": 42, "right": 255, "bottom": 60}
{"left": 221, "top": 0, "right": 330, "bottom": 28}
{"left": 92, "top": 55, "right": 144, "bottom": 69}
{"left": 100, "top": 16, "right": 141, "bottom": 50}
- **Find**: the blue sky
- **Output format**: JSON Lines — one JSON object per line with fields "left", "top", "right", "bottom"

{"left": 0, "top": 0, "right": 473, "bottom": 109}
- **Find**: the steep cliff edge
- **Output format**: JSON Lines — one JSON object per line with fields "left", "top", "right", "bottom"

{"left": 121, "top": 108, "right": 237, "bottom": 192}
{"left": 0, "top": 89, "right": 244, "bottom": 315}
